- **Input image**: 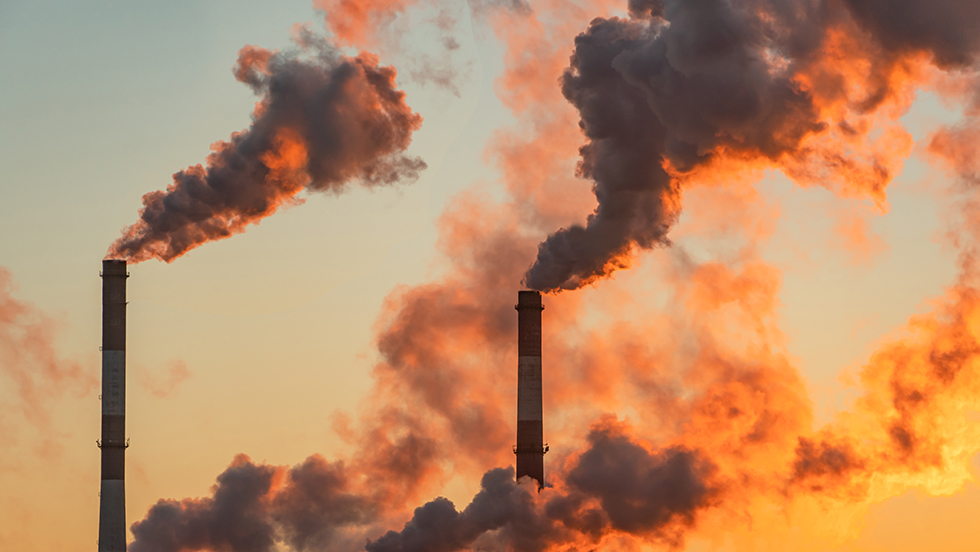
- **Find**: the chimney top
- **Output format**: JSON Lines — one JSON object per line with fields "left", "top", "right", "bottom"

{"left": 102, "top": 259, "right": 128, "bottom": 276}
{"left": 516, "top": 290, "right": 543, "bottom": 310}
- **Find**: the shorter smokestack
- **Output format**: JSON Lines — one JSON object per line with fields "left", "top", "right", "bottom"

{"left": 515, "top": 290, "right": 547, "bottom": 489}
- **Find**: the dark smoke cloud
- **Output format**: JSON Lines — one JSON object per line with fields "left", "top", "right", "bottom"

{"left": 108, "top": 34, "right": 425, "bottom": 264}
{"left": 130, "top": 454, "right": 380, "bottom": 552}
{"left": 524, "top": 1, "right": 825, "bottom": 291}
{"left": 367, "top": 419, "right": 717, "bottom": 551}
{"left": 524, "top": 0, "right": 980, "bottom": 292}
{"left": 273, "top": 456, "right": 379, "bottom": 551}
{"left": 129, "top": 455, "right": 279, "bottom": 552}
{"left": 559, "top": 421, "right": 717, "bottom": 538}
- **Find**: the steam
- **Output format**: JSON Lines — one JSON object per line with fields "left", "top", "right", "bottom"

{"left": 108, "top": 33, "right": 425, "bottom": 264}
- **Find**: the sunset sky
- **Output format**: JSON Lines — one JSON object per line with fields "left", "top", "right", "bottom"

{"left": 2, "top": 0, "right": 980, "bottom": 550}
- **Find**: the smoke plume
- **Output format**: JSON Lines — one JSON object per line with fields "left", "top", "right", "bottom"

{"left": 108, "top": 34, "right": 425, "bottom": 264}
{"left": 524, "top": 0, "right": 980, "bottom": 292}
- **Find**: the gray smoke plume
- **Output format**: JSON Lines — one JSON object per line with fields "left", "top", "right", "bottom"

{"left": 129, "top": 455, "right": 378, "bottom": 552}
{"left": 523, "top": 0, "right": 980, "bottom": 292}
{"left": 555, "top": 423, "right": 717, "bottom": 539}
{"left": 108, "top": 33, "right": 425, "bottom": 264}
{"left": 129, "top": 456, "right": 279, "bottom": 552}
{"left": 523, "top": 1, "right": 824, "bottom": 291}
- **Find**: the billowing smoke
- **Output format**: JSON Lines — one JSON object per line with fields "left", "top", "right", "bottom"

{"left": 523, "top": 1, "right": 820, "bottom": 291}
{"left": 524, "top": 0, "right": 980, "bottom": 292}
{"left": 108, "top": 33, "right": 425, "bottom": 264}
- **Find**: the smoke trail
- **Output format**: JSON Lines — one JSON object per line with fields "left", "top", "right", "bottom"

{"left": 0, "top": 266, "right": 96, "bottom": 428}
{"left": 107, "top": 33, "right": 425, "bottom": 264}
{"left": 129, "top": 456, "right": 280, "bottom": 552}
{"left": 522, "top": 2, "right": 820, "bottom": 291}
{"left": 523, "top": 0, "right": 980, "bottom": 292}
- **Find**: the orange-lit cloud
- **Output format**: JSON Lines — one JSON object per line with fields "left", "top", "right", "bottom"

{"left": 315, "top": 0, "right": 416, "bottom": 48}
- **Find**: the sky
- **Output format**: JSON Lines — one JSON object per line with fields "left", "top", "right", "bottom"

{"left": 1, "top": 0, "right": 980, "bottom": 550}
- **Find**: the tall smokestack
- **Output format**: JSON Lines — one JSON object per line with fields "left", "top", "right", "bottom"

{"left": 515, "top": 290, "right": 547, "bottom": 489}
{"left": 98, "top": 259, "right": 128, "bottom": 551}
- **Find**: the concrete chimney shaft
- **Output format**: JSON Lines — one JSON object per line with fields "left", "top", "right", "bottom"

{"left": 98, "top": 260, "right": 128, "bottom": 551}
{"left": 515, "top": 290, "right": 546, "bottom": 489}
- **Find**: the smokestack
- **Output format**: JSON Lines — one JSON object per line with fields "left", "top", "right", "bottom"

{"left": 515, "top": 290, "right": 547, "bottom": 489}
{"left": 98, "top": 259, "right": 128, "bottom": 551}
